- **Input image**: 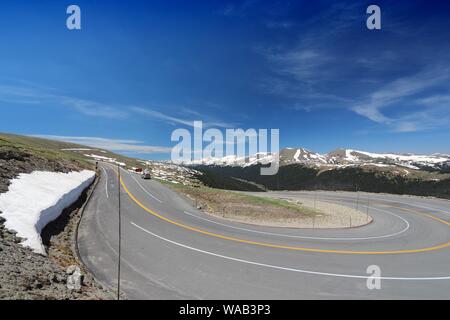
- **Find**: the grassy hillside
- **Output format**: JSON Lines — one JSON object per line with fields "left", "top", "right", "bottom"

{"left": 0, "top": 132, "right": 146, "bottom": 169}
{"left": 0, "top": 133, "right": 93, "bottom": 169}
{"left": 0, "top": 133, "right": 98, "bottom": 193}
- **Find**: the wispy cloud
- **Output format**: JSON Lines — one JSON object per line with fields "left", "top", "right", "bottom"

{"left": 218, "top": 0, "right": 261, "bottom": 17}
{"left": 255, "top": 3, "right": 366, "bottom": 107}
{"left": 257, "top": 1, "right": 450, "bottom": 133}
{"left": 60, "top": 97, "right": 128, "bottom": 118}
{"left": 0, "top": 84, "right": 128, "bottom": 119}
{"left": 265, "top": 21, "right": 294, "bottom": 29}
{"left": 352, "top": 67, "right": 450, "bottom": 131}
{"left": 131, "top": 107, "right": 195, "bottom": 127}
{"left": 417, "top": 95, "right": 450, "bottom": 106}
{"left": 32, "top": 135, "right": 171, "bottom": 154}
{"left": 264, "top": 49, "right": 331, "bottom": 83}
{"left": 130, "top": 106, "right": 235, "bottom": 128}
{"left": 0, "top": 82, "right": 235, "bottom": 128}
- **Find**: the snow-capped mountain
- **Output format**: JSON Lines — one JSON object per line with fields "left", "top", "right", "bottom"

{"left": 183, "top": 152, "right": 276, "bottom": 167}
{"left": 326, "top": 149, "right": 450, "bottom": 170}
{"left": 281, "top": 148, "right": 328, "bottom": 165}
{"left": 182, "top": 147, "right": 450, "bottom": 171}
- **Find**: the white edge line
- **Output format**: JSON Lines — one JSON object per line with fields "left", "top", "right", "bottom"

{"left": 130, "top": 221, "right": 450, "bottom": 281}
{"left": 125, "top": 170, "right": 163, "bottom": 203}
{"left": 293, "top": 192, "right": 450, "bottom": 217}
{"left": 183, "top": 205, "right": 410, "bottom": 241}
{"left": 101, "top": 166, "right": 109, "bottom": 199}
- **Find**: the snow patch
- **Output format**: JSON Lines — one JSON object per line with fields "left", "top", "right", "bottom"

{"left": 293, "top": 149, "right": 301, "bottom": 162}
{"left": 83, "top": 154, "right": 126, "bottom": 166}
{"left": 349, "top": 149, "right": 448, "bottom": 164}
{"left": 344, "top": 150, "right": 359, "bottom": 162}
{"left": 0, "top": 170, "right": 95, "bottom": 254}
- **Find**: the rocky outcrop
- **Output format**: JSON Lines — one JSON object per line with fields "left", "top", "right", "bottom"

{"left": 0, "top": 145, "right": 113, "bottom": 299}
{"left": 0, "top": 211, "right": 110, "bottom": 299}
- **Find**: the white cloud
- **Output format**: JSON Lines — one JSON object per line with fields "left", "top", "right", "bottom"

{"left": 131, "top": 107, "right": 195, "bottom": 127}
{"left": 218, "top": 0, "right": 261, "bottom": 17}
{"left": 60, "top": 97, "right": 128, "bottom": 118}
{"left": 31, "top": 135, "right": 171, "bottom": 154}
{"left": 417, "top": 95, "right": 450, "bottom": 106}
{"left": 394, "top": 122, "right": 417, "bottom": 133}
{"left": 351, "top": 67, "right": 450, "bottom": 131}
{"left": 0, "top": 83, "right": 235, "bottom": 130}
{"left": 0, "top": 84, "right": 128, "bottom": 119}
{"left": 257, "top": 2, "right": 450, "bottom": 134}
{"left": 262, "top": 48, "right": 331, "bottom": 84}
{"left": 130, "top": 106, "right": 235, "bottom": 128}
{"left": 265, "top": 21, "right": 294, "bottom": 29}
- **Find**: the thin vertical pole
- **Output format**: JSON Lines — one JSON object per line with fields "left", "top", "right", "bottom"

{"left": 366, "top": 194, "right": 370, "bottom": 221}
{"left": 314, "top": 193, "right": 317, "bottom": 210}
{"left": 356, "top": 185, "right": 359, "bottom": 210}
{"left": 117, "top": 165, "right": 122, "bottom": 300}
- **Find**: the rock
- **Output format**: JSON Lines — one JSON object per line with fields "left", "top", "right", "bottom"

{"left": 48, "top": 273, "right": 57, "bottom": 283}
{"left": 13, "top": 237, "right": 23, "bottom": 244}
{"left": 57, "top": 274, "right": 67, "bottom": 284}
{"left": 34, "top": 280, "right": 43, "bottom": 289}
{"left": 0, "top": 145, "right": 114, "bottom": 300}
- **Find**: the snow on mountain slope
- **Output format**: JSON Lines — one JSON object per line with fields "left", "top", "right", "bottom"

{"left": 185, "top": 152, "right": 275, "bottom": 167}
{"left": 280, "top": 148, "right": 327, "bottom": 165}
{"left": 345, "top": 149, "right": 449, "bottom": 164}
{"left": 137, "top": 160, "right": 202, "bottom": 185}
{"left": 181, "top": 147, "right": 450, "bottom": 171}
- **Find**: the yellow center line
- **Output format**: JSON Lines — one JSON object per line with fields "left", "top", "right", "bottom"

{"left": 379, "top": 204, "right": 450, "bottom": 227}
{"left": 113, "top": 166, "right": 450, "bottom": 255}
{"left": 422, "top": 214, "right": 450, "bottom": 227}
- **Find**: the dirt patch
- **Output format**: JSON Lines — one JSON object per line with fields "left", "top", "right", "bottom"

{"left": 165, "top": 183, "right": 370, "bottom": 228}
{"left": 254, "top": 195, "right": 373, "bottom": 228}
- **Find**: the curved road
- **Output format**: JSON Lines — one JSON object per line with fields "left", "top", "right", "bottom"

{"left": 78, "top": 163, "right": 450, "bottom": 299}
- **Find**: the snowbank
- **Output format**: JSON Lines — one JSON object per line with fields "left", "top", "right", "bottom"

{"left": 0, "top": 170, "right": 95, "bottom": 254}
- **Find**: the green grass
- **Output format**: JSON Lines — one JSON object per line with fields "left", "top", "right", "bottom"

{"left": 162, "top": 179, "right": 320, "bottom": 217}
{"left": 0, "top": 132, "right": 146, "bottom": 170}
{"left": 233, "top": 192, "right": 317, "bottom": 215}
{"left": 0, "top": 133, "right": 93, "bottom": 169}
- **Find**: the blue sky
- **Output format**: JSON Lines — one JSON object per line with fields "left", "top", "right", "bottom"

{"left": 1, "top": 0, "right": 449, "bottom": 159}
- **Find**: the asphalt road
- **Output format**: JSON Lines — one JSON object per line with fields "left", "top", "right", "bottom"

{"left": 77, "top": 162, "right": 450, "bottom": 299}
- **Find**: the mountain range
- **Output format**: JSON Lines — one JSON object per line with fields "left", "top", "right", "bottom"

{"left": 184, "top": 147, "right": 450, "bottom": 173}
{"left": 182, "top": 148, "right": 450, "bottom": 198}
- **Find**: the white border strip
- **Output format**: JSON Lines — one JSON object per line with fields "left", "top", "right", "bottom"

{"left": 126, "top": 170, "right": 163, "bottom": 203}
{"left": 101, "top": 167, "right": 109, "bottom": 199}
